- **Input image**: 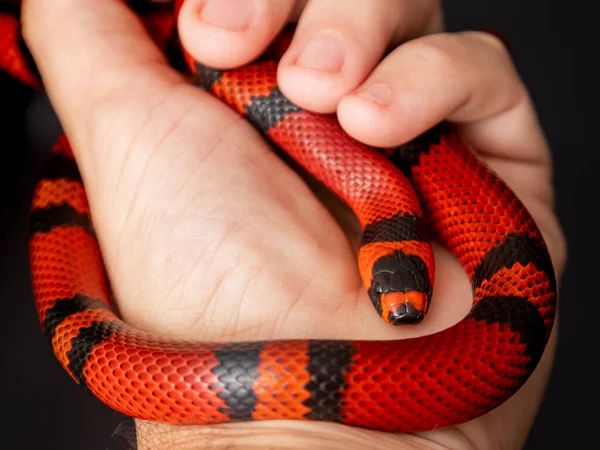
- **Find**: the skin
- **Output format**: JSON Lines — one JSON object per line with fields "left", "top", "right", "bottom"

{"left": 21, "top": 0, "right": 567, "bottom": 448}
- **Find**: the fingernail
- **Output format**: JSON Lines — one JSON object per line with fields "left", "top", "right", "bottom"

{"left": 358, "top": 84, "right": 391, "bottom": 106}
{"left": 199, "top": 0, "right": 253, "bottom": 31}
{"left": 295, "top": 32, "right": 344, "bottom": 72}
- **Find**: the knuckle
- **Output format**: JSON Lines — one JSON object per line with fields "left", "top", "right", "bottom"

{"left": 401, "top": 31, "right": 517, "bottom": 79}
{"left": 402, "top": 36, "right": 460, "bottom": 72}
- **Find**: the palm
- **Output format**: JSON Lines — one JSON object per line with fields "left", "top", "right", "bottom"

{"left": 84, "top": 69, "right": 481, "bottom": 341}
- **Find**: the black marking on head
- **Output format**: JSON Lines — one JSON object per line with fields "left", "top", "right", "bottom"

{"left": 245, "top": 87, "right": 302, "bottom": 133}
{"left": 44, "top": 294, "right": 110, "bottom": 342}
{"left": 368, "top": 251, "right": 432, "bottom": 316}
{"left": 29, "top": 203, "right": 95, "bottom": 238}
{"left": 212, "top": 342, "right": 263, "bottom": 421}
{"left": 67, "top": 321, "right": 122, "bottom": 385}
{"left": 193, "top": 62, "right": 223, "bottom": 91}
{"left": 303, "top": 340, "right": 353, "bottom": 422}
{"left": 361, "top": 213, "right": 425, "bottom": 245}
{"left": 472, "top": 234, "right": 557, "bottom": 294}
{"left": 387, "top": 124, "right": 445, "bottom": 177}
{"left": 466, "top": 295, "right": 547, "bottom": 370}
{"left": 39, "top": 153, "right": 82, "bottom": 182}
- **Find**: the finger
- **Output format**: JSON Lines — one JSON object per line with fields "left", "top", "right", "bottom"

{"left": 177, "top": 0, "right": 299, "bottom": 68}
{"left": 21, "top": 0, "right": 182, "bottom": 140}
{"left": 338, "top": 31, "right": 550, "bottom": 168}
{"left": 277, "top": 0, "right": 443, "bottom": 112}
{"left": 20, "top": 0, "right": 208, "bottom": 279}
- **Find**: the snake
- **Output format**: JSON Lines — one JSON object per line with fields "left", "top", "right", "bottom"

{"left": 1, "top": 0, "right": 557, "bottom": 433}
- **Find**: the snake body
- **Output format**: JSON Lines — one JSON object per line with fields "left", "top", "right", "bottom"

{"left": 1, "top": 0, "right": 556, "bottom": 432}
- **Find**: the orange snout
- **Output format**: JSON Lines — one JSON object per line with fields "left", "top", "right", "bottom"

{"left": 381, "top": 291, "right": 427, "bottom": 325}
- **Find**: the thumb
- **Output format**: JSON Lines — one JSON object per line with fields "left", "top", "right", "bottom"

{"left": 19, "top": 0, "right": 230, "bottom": 291}
{"left": 21, "top": 0, "right": 182, "bottom": 159}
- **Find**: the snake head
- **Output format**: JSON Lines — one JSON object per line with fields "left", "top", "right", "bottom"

{"left": 368, "top": 251, "right": 432, "bottom": 325}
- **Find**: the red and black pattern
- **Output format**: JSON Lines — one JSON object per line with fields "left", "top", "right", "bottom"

{"left": 3, "top": 0, "right": 557, "bottom": 433}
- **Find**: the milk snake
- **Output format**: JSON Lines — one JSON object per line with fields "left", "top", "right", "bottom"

{"left": 0, "top": 0, "right": 556, "bottom": 432}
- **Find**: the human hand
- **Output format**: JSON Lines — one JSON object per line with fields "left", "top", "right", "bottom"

{"left": 22, "top": 0, "right": 566, "bottom": 449}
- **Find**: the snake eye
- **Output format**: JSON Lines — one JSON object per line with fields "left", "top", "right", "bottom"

{"left": 374, "top": 282, "right": 384, "bottom": 295}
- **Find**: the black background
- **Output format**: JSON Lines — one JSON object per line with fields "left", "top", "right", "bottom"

{"left": 1, "top": 0, "right": 597, "bottom": 448}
